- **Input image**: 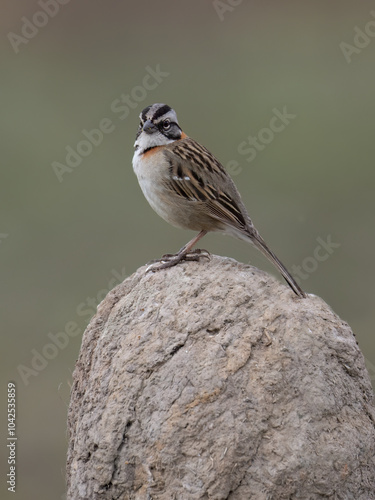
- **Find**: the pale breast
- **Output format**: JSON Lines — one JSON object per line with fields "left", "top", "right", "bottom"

{"left": 132, "top": 148, "right": 210, "bottom": 231}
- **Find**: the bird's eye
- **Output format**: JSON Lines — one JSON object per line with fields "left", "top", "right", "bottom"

{"left": 163, "top": 119, "right": 171, "bottom": 130}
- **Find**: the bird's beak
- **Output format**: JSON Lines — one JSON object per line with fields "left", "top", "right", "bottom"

{"left": 143, "top": 120, "right": 158, "bottom": 134}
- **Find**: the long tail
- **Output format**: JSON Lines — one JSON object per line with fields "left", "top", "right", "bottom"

{"left": 248, "top": 229, "right": 306, "bottom": 298}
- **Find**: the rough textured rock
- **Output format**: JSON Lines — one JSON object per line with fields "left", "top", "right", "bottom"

{"left": 66, "top": 255, "right": 375, "bottom": 500}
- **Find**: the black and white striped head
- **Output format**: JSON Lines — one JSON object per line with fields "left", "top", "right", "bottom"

{"left": 134, "top": 104, "right": 183, "bottom": 152}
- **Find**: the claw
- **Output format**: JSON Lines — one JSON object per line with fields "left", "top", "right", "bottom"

{"left": 146, "top": 248, "right": 210, "bottom": 272}
{"left": 193, "top": 248, "right": 211, "bottom": 259}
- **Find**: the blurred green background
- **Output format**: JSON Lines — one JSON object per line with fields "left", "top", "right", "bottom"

{"left": 1, "top": 1, "right": 375, "bottom": 498}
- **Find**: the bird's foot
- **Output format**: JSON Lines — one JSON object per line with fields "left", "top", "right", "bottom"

{"left": 146, "top": 248, "right": 211, "bottom": 272}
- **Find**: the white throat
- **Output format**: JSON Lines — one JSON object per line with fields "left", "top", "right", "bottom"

{"left": 134, "top": 130, "right": 175, "bottom": 155}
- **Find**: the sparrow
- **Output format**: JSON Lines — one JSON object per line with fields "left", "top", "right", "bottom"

{"left": 132, "top": 103, "right": 306, "bottom": 298}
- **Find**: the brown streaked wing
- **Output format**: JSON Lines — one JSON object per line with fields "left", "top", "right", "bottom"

{"left": 162, "top": 139, "right": 248, "bottom": 230}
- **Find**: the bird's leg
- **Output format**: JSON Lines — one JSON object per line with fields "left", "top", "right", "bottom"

{"left": 147, "top": 230, "right": 210, "bottom": 271}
